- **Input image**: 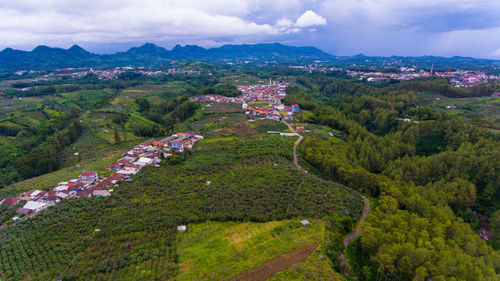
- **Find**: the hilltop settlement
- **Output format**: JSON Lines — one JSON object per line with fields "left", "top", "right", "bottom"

{"left": 1, "top": 132, "right": 202, "bottom": 220}
{"left": 190, "top": 82, "right": 299, "bottom": 121}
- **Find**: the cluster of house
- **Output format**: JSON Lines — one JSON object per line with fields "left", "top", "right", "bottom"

{"left": 190, "top": 82, "right": 288, "bottom": 105}
{"left": 0, "top": 131, "right": 202, "bottom": 220}
{"left": 26, "top": 66, "right": 203, "bottom": 82}
{"left": 345, "top": 69, "right": 499, "bottom": 87}
{"left": 244, "top": 103, "right": 300, "bottom": 122}
{"left": 0, "top": 170, "right": 116, "bottom": 217}
{"left": 236, "top": 83, "right": 288, "bottom": 103}
{"left": 190, "top": 82, "right": 300, "bottom": 122}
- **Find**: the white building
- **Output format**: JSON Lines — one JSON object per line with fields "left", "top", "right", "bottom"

{"left": 137, "top": 157, "right": 154, "bottom": 166}
{"left": 300, "top": 219, "right": 311, "bottom": 226}
{"left": 23, "top": 201, "right": 50, "bottom": 213}
{"left": 93, "top": 190, "right": 111, "bottom": 197}
{"left": 53, "top": 185, "right": 69, "bottom": 192}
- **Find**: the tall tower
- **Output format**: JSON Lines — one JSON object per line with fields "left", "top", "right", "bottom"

{"left": 269, "top": 77, "right": 271, "bottom": 85}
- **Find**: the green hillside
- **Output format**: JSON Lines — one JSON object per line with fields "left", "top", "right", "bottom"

{"left": 0, "top": 125, "right": 361, "bottom": 280}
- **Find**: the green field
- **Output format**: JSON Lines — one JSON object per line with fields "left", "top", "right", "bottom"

{"left": 269, "top": 251, "right": 342, "bottom": 281}
{"left": 419, "top": 93, "right": 500, "bottom": 128}
{"left": 176, "top": 219, "right": 325, "bottom": 280}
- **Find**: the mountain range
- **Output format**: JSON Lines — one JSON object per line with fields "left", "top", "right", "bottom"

{"left": 0, "top": 42, "right": 499, "bottom": 70}
{"left": 0, "top": 43, "right": 333, "bottom": 70}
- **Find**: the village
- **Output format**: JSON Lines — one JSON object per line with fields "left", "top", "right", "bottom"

{"left": 190, "top": 82, "right": 300, "bottom": 122}
{"left": 346, "top": 69, "right": 499, "bottom": 87}
{"left": 18, "top": 66, "right": 202, "bottom": 83}
{"left": 289, "top": 64, "right": 499, "bottom": 88}
{"left": 0, "top": 131, "right": 203, "bottom": 222}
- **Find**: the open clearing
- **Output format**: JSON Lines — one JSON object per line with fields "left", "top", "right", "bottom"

{"left": 225, "top": 242, "right": 321, "bottom": 281}
{"left": 176, "top": 219, "right": 325, "bottom": 281}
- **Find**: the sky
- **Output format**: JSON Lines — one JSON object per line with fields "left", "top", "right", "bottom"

{"left": 1, "top": 0, "right": 500, "bottom": 59}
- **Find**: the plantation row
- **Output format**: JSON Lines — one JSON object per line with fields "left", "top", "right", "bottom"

{"left": 0, "top": 135, "right": 362, "bottom": 280}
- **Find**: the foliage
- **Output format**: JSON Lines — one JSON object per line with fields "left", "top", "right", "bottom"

{"left": 286, "top": 73, "right": 500, "bottom": 280}
{"left": 200, "top": 83, "right": 240, "bottom": 97}
{"left": 176, "top": 220, "right": 324, "bottom": 280}
{"left": 0, "top": 133, "right": 361, "bottom": 280}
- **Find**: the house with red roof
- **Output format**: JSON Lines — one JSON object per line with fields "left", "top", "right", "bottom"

{"left": 0, "top": 197, "right": 21, "bottom": 206}
{"left": 21, "top": 190, "right": 45, "bottom": 201}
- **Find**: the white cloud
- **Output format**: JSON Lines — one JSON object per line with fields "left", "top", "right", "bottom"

{"left": 295, "top": 10, "right": 326, "bottom": 27}
{"left": 0, "top": 0, "right": 316, "bottom": 50}
{"left": 276, "top": 18, "right": 293, "bottom": 28}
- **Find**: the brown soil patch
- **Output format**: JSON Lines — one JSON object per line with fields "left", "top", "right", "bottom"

{"left": 214, "top": 123, "right": 258, "bottom": 136}
{"left": 209, "top": 103, "right": 245, "bottom": 112}
{"left": 224, "top": 242, "right": 321, "bottom": 281}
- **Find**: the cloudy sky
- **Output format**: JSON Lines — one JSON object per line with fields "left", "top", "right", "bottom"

{"left": 1, "top": 0, "right": 500, "bottom": 58}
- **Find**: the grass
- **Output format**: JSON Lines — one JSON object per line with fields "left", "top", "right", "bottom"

{"left": 419, "top": 93, "right": 500, "bottom": 128}
{"left": 176, "top": 219, "right": 325, "bottom": 280}
{"left": 190, "top": 112, "right": 248, "bottom": 132}
{"left": 248, "top": 101, "right": 271, "bottom": 107}
{"left": 206, "top": 102, "right": 245, "bottom": 113}
{"left": 251, "top": 120, "right": 291, "bottom": 134}
{"left": 199, "top": 136, "right": 236, "bottom": 143}
{"left": 268, "top": 250, "right": 343, "bottom": 281}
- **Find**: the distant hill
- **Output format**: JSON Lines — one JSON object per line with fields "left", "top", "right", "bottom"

{"left": 1, "top": 42, "right": 499, "bottom": 70}
{"left": 0, "top": 43, "right": 334, "bottom": 70}
{"left": 335, "top": 54, "right": 500, "bottom": 70}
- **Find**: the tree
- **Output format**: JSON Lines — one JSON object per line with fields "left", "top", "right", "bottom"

{"left": 114, "top": 127, "right": 121, "bottom": 144}
{"left": 491, "top": 210, "right": 500, "bottom": 249}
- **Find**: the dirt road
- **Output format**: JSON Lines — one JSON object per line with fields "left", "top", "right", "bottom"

{"left": 283, "top": 121, "right": 304, "bottom": 170}
{"left": 344, "top": 196, "right": 370, "bottom": 246}
{"left": 340, "top": 196, "right": 370, "bottom": 268}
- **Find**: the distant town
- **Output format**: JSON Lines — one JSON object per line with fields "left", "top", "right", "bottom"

{"left": 7, "top": 63, "right": 500, "bottom": 90}
{"left": 14, "top": 66, "right": 203, "bottom": 82}
{"left": 290, "top": 64, "right": 500, "bottom": 87}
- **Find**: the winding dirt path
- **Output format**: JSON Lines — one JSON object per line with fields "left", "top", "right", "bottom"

{"left": 344, "top": 196, "right": 370, "bottom": 246}
{"left": 283, "top": 121, "right": 304, "bottom": 170}
{"left": 282, "top": 120, "right": 371, "bottom": 266}
{"left": 340, "top": 196, "right": 370, "bottom": 268}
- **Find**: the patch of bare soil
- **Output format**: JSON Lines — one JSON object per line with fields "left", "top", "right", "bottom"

{"left": 224, "top": 242, "right": 321, "bottom": 281}
{"left": 214, "top": 123, "right": 258, "bottom": 136}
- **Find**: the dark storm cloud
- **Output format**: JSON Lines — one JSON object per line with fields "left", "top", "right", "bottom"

{"left": 0, "top": 0, "right": 499, "bottom": 58}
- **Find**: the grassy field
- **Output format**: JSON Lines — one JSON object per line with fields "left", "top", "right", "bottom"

{"left": 176, "top": 219, "right": 325, "bottom": 280}
{"left": 268, "top": 250, "right": 342, "bottom": 281}
{"left": 419, "top": 93, "right": 500, "bottom": 128}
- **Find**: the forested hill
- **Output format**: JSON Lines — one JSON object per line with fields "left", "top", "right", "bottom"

{"left": 0, "top": 43, "right": 333, "bottom": 69}
{"left": 2, "top": 42, "right": 500, "bottom": 70}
